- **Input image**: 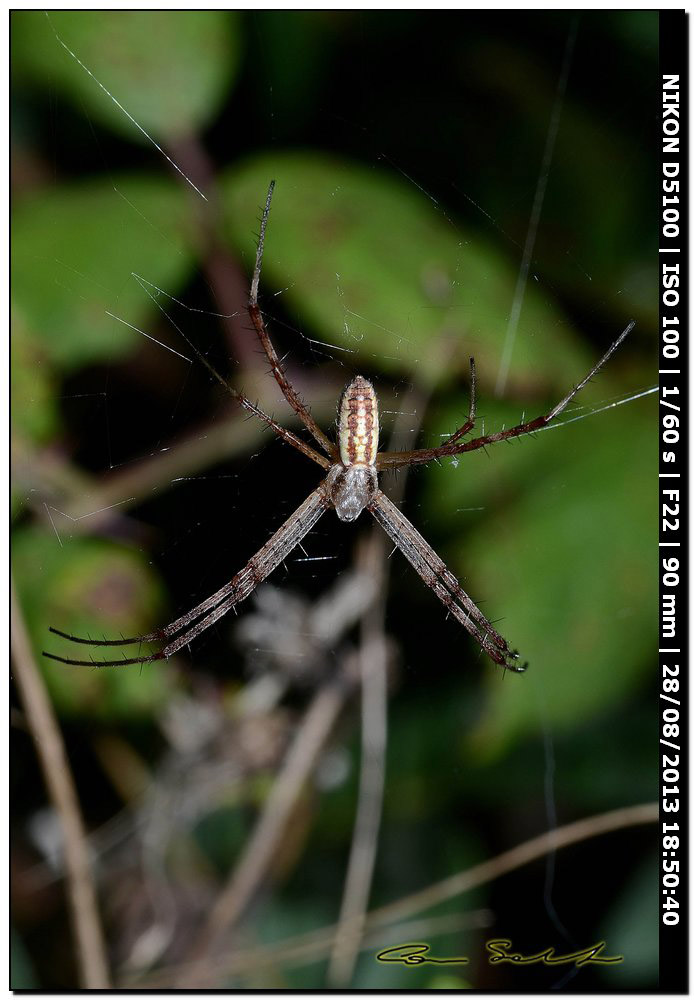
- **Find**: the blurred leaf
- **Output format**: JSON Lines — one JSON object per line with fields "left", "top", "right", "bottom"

{"left": 11, "top": 928, "right": 39, "bottom": 989}
{"left": 12, "top": 11, "right": 240, "bottom": 141}
{"left": 384, "top": 689, "right": 483, "bottom": 822}
{"left": 427, "top": 973, "right": 472, "bottom": 988}
{"left": 193, "top": 805, "right": 248, "bottom": 876}
{"left": 607, "top": 10, "right": 659, "bottom": 58}
{"left": 253, "top": 896, "right": 335, "bottom": 989}
{"left": 11, "top": 303, "right": 60, "bottom": 445}
{"left": 463, "top": 35, "right": 657, "bottom": 330}
{"left": 419, "top": 397, "right": 656, "bottom": 755}
{"left": 220, "top": 154, "right": 589, "bottom": 385}
{"left": 597, "top": 852, "right": 659, "bottom": 986}
{"left": 13, "top": 526, "right": 173, "bottom": 718}
{"left": 252, "top": 13, "right": 345, "bottom": 133}
{"left": 12, "top": 175, "right": 197, "bottom": 368}
{"left": 464, "top": 702, "right": 657, "bottom": 813}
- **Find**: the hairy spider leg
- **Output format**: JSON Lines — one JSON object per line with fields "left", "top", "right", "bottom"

{"left": 376, "top": 322, "right": 634, "bottom": 470}
{"left": 249, "top": 181, "right": 338, "bottom": 461}
{"left": 132, "top": 271, "right": 329, "bottom": 470}
{"left": 44, "top": 486, "right": 330, "bottom": 667}
{"left": 368, "top": 490, "right": 526, "bottom": 672}
{"left": 441, "top": 357, "right": 477, "bottom": 448}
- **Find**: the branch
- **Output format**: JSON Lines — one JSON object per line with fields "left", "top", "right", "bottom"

{"left": 326, "top": 539, "right": 388, "bottom": 987}
{"left": 363, "top": 800, "right": 658, "bottom": 931}
{"left": 11, "top": 578, "right": 111, "bottom": 988}
{"left": 175, "top": 667, "right": 357, "bottom": 987}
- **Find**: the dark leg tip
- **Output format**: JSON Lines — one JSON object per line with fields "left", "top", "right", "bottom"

{"left": 506, "top": 650, "right": 528, "bottom": 673}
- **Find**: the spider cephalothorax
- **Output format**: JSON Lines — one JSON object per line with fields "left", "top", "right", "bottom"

{"left": 44, "top": 181, "right": 633, "bottom": 675}
{"left": 327, "top": 462, "right": 378, "bottom": 523}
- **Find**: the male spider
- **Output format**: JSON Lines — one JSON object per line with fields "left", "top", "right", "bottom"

{"left": 44, "top": 182, "right": 633, "bottom": 673}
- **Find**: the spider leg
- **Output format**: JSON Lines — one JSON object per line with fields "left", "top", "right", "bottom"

{"left": 238, "top": 393, "right": 331, "bottom": 469}
{"left": 376, "top": 358, "right": 476, "bottom": 471}
{"left": 443, "top": 356, "right": 477, "bottom": 447}
{"left": 42, "top": 648, "right": 166, "bottom": 668}
{"left": 249, "top": 182, "right": 339, "bottom": 462}
{"left": 132, "top": 272, "right": 329, "bottom": 469}
{"left": 368, "top": 489, "right": 526, "bottom": 672}
{"left": 44, "top": 484, "right": 331, "bottom": 667}
{"left": 376, "top": 322, "right": 634, "bottom": 470}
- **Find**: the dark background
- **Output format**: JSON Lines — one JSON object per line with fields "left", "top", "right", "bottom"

{"left": 12, "top": 11, "right": 658, "bottom": 989}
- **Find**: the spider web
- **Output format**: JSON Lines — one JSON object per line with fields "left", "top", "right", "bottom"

{"left": 11, "top": 11, "right": 659, "bottom": 991}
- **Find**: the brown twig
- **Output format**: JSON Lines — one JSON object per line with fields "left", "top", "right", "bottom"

{"left": 327, "top": 538, "right": 389, "bottom": 988}
{"left": 167, "top": 133, "right": 263, "bottom": 372}
{"left": 175, "top": 667, "right": 357, "bottom": 987}
{"left": 10, "top": 577, "right": 111, "bottom": 988}
{"left": 364, "top": 800, "right": 658, "bottom": 930}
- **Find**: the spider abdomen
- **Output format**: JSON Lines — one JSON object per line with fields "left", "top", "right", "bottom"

{"left": 338, "top": 375, "right": 379, "bottom": 467}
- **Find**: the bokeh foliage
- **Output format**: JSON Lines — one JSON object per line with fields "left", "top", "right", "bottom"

{"left": 11, "top": 10, "right": 658, "bottom": 990}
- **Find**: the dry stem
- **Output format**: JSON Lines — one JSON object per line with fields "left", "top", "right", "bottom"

{"left": 11, "top": 578, "right": 110, "bottom": 988}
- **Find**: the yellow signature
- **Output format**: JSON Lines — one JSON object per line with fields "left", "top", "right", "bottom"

{"left": 486, "top": 939, "right": 623, "bottom": 967}
{"left": 376, "top": 943, "right": 468, "bottom": 966}
{"left": 376, "top": 939, "right": 623, "bottom": 969}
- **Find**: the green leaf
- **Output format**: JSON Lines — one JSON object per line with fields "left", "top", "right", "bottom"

{"left": 426, "top": 974, "right": 472, "bottom": 989}
{"left": 193, "top": 805, "right": 249, "bottom": 876}
{"left": 11, "top": 303, "right": 60, "bottom": 446}
{"left": 12, "top": 11, "right": 240, "bottom": 141}
{"left": 598, "top": 852, "right": 658, "bottom": 987}
{"left": 12, "top": 175, "right": 197, "bottom": 368}
{"left": 421, "top": 396, "right": 657, "bottom": 756}
{"left": 220, "top": 154, "right": 589, "bottom": 385}
{"left": 13, "top": 526, "right": 174, "bottom": 718}
{"left": 10, "top": 928, "right": 39, "bottom": 989}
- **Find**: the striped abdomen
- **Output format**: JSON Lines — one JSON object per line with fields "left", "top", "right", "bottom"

{"left": 338, "top": 376, "right": 379, "bottom": 467}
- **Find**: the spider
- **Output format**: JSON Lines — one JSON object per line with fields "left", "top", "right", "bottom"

{"left": 44, "top": 182, "right": 633, "bottom": 674}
